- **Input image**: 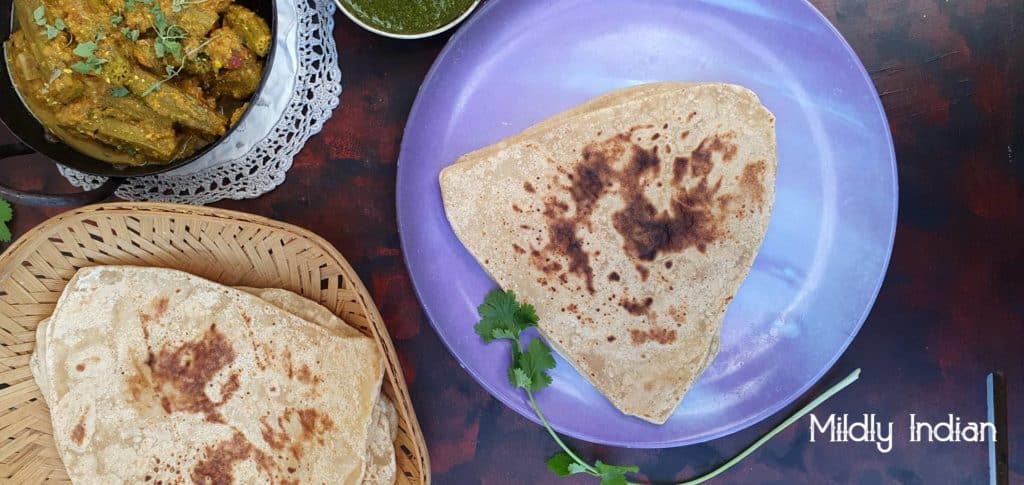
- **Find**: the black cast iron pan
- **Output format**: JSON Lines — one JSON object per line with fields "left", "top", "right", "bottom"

{"left": 0, "top": 0, "right": 276, "bottom": 206}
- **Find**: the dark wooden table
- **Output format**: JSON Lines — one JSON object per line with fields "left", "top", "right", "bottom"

{"left": 3, "top": 1, "right": 1022, "bottom": 483}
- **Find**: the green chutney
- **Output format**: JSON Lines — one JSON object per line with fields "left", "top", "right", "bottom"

{"left": 341, "top": 0, "right": 476, "bottom": 35}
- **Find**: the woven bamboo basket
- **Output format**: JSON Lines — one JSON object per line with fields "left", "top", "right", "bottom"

{"left": 0, "top": 202, "right": 429, "bottom": 484}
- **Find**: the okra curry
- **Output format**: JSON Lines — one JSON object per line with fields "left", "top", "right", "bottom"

{"left": 4, "top": 0, "right": 271, "bottom": 166}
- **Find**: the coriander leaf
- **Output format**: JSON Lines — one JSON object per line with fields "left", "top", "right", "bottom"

{"left": 474, "top": 289, "right": 538, "bottom": 342}
{"left": 45, "top": 25, "right": 59, "bottom": 39}
{"left": 111, "top": 14, "right": 123, "bottom": 25}
{"left": 151, "top": 4, "right": 168, "bottom": 31}
{"left": 109, "top": 86, "right": 130, "bottom": 97}
{"left": 70, "top": 61, "right": 97, "bottom": 74}
{"left": 568, "top": 463, "right": 592, "bottom": 475}
{"left": 595, "top": 461, "right": 639, "bottom": 485}
{"left": 33, "top": 5, "right": 46, "bottom": 26}
{"left": 122, "top": 27, "right": 139, "bottom": 40}
{"left": 125, "top": 0, "right": 135, "bottom": 8}
{"left": 0, "top": 199, "right": 11, "bottom": 243}
{"left": 599, "top": 474, "right": 628, "bottom": 485}
{"left": 595, "top": 461, "right": 639, "bottom": 475}
{"left": 513, "top": 338, "right": 555, "bottom": 391}
{"left": 0, "top": 199, "right": 11, "bottom": 222}
{"left": 54, "top": 17, "right": 65, "bottom": 31}
{"left": 165, "top": 40, "right": 182, "bottom": 60}
{"left": 515, "top": 302, "right": 539, "bottom": 328}
{"left": 154, "top": 39, "right": 165, "bottom": 57}
{"left": 73, "top": 41, "right": 97, "bottom": 58}
{"left": 546, "top": 452, "right": 581, "bottom": 477}
{"left": 510, "top": 367, "right": 531, "bottom": 389}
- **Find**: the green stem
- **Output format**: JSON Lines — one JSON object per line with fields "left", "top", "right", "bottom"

{"left": 527, "top": 389, "right": 600, "bottom": 476}
{"left": 626, "top": 368, "right": 860, "bottom": 485}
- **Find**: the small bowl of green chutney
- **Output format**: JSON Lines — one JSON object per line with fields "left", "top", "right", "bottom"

{"left": 336, "top": 0, "right": 481, "bottom": 39}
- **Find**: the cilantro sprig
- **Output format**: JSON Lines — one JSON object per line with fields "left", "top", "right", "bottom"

{"left": 474, "top": 289, "right": 861, "bottom": 484}
{"left": 141, "top": 34, "right": 219, "bottom": 97}
{"left": 0, "top": 199, "right": 13, "bottom": 243}
{"left": 32, "top": 5, "right": 66, "bottom": 41}
{"left": 70, "top": 39, "right": 107, "bottom": 75}
{"left": 137, "top": 0, "right": 220, "bottom": 96}
{"left": 474, "top": 290, "right": 635, "bottom": 484}
{"left": 150, "top": 3, "right": 186, "bottom": 60}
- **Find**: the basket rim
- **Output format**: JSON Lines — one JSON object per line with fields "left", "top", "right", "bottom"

{"left": 0, "top": 201, "right": 430, "bottom": 484}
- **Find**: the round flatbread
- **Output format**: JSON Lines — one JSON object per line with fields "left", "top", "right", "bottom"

{"left": 33, "top": 266, "right": 384, "bottom": 484}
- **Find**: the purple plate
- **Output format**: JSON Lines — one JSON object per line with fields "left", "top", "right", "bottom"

{"left": 397, "top": 0, "right": 896, "bottom": 447}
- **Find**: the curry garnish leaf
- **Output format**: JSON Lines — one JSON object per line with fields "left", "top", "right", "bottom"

{"left": 149, "top": 3, "right": 187, "bottom": 61}
{"left": 141, "top": 35, "right": 217, "bottom": 97}
{"left": 33, "top": 5, "right": 46, "bottom": 26}
{"left": 35, "top": 6, "right": 65, "bottom": 41}
{"left": 71, "top": 41, "right": 107, "bottom": 74}
{"left": 0, "top": 199, "right": 12, "bottom": 243}
{"left": 151, "top": 4, "right": 168, "bottom": 31}
{"left": 155, "top": 31, "right": 183, "bottom": 60}
{"left": 73, "top": 41, "right": 97, "bottom": 58}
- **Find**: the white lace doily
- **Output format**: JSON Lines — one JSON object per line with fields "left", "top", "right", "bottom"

{"left": 59, "top": 0, "right": 342, "bottom": 205}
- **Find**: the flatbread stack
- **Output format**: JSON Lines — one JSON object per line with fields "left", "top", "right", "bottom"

{"left": 440, "top": 82, "right": 777, "bottom": 423}
{"left": 31, "top": 266, "right": 398, "bottom": 484}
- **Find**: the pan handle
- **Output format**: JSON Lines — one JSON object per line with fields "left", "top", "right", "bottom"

{"left": 0, "top": 142, "right": 123, "bottom": 207}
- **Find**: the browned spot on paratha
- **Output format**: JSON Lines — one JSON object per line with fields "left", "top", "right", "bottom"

{"left": 620, "top": 297, "right": 654, "bottom": 316}
{"left": 740, "top": 160, "right": 768, "bottom": 206}
{"left": 629, "top": 327, "right": 678, "bottom": 345}
{"left": 672, "top": 156, "right": 689, "bottom": 184}
{"left": 132, "top": 324, "right": 239, "bottom": 423}
{"left": 259, "top": 407, "right": 335, "bottom": 460}
{"left": 531, "top": 127, "right": 737, "bottom": 298}
{"left": 191, "top": 431, "right": 286, "bottom": 485}
{"left": 70, "top": 412, "right": 87, "bottom": 445}
{"left": 690, "top": 133, "right": 738, "bottom": 176}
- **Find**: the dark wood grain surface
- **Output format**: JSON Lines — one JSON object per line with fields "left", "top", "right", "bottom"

{"left": 1, "top": 1, "right": 1021, "bottom": 483}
